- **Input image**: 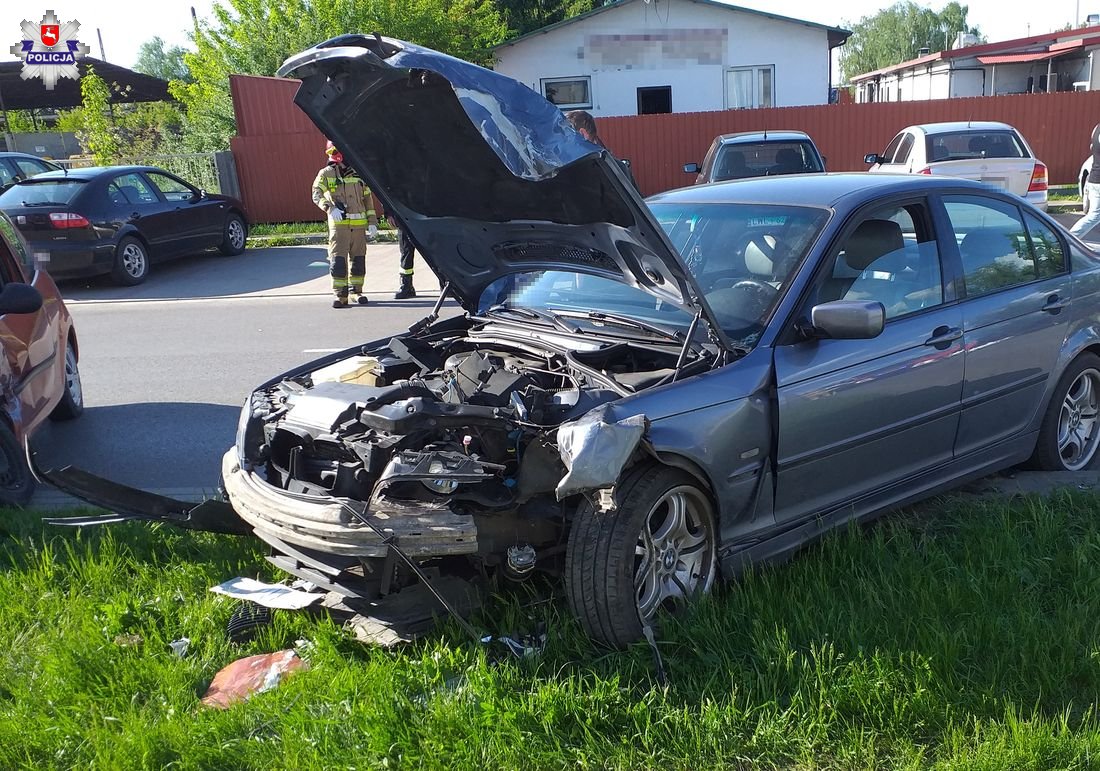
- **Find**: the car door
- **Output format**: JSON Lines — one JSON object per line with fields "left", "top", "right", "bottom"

{"left": 0, "top": 214, "right": 59, "bottom": 433}
{"left": 939, "top": 195, "right": 1072, "bottom": 456}
{"left": 109, "top": 171, "right": 178, "bottom": 258}
{"left": 772, "top": 198, "right": 965, "bottom": 522}
{"left": 868, "top": 131, "right": 916, "bottom": 174}
{"left": 144, "top": 170, "right": 217, "bottom": 253}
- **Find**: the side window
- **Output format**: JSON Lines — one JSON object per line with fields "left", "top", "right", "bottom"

{"left": 893, "top": 133, "right": 915, "bottom": 164}
{"left": 943, "top": 197, "right": 1040, "bottom": 297}
{"left": 13, "top": 158, "right": 53, "bottom": 178}
{"left": 146, "top": 171, "right": 195, "bottom": 202}
{"left": 0, "top": 163, "right": 13, "bottom": 188}
{"left": 0, "top": 216, "right": 25, "bottom": 280}
{"left": 112, "top": 173, "right": 159, "bottom": 205}
{"left": 1025, "top": 214, "right": 1067, "bottom": 278}
{"left": 880, "top": 132, "right": 904, "bottom": 162}
{"left": 819, "top": 202, "right": 944, "bottom": 320}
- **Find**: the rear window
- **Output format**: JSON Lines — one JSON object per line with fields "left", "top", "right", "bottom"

{"left": 0, "top": 179, "right": 86, "bottom": 206}
{"left": 926, "top": 131, "right": 1028, "bottom": 162}
{"left": 712, "top": 141, "right": 823, "bottom": 181}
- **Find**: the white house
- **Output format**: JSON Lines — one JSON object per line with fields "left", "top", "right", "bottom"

{"left": 851, "top": 25, "right": 1100, "bottom": 102}
{"left": 492, "top": 0, "right": 850, "bottom": 118}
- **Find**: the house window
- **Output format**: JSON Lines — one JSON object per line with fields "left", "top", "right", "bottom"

{"left": 541, "top": 77, "right": 592, "bottom": 109}
{"left": 725, "top": 65, "right": 775, "bottom": 109}
{"left": 637, "top": 86, "right": 671, "bottom": 115}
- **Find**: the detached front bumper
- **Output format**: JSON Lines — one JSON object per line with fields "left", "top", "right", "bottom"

{"left": 221, "top": 449, "right": 479, "bottom": 558}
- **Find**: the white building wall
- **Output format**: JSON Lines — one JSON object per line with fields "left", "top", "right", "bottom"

{"left": 493, "top": 0, "right": 832, "bottom": 117}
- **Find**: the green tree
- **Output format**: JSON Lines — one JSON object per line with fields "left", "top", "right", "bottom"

{"left": 133, "top": 36, "right": 192, "bottom": 83}
{"left": 174, "top": 0, "right": 510, "bottom": 152}
{"left": 494, "top": 0, "right": 597, "bottom": 36}
{"left": 78, "top": 67, "right": 122, "bottom": 165}
{"left": 840, "top": 1, "right": 983, "bottom": 81}
{"left": 1, "top": 110, "right": 39, "bottom": 133}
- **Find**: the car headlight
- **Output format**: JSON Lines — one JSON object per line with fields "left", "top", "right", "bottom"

{"left": 422, "top": 460, "right": 459, "bottom": 494}
{"left": 235, "top": 396, "right": 255, "bottom": 465}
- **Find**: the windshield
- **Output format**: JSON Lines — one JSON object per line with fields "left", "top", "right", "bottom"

{"left": 926, "top": 131, "right": 1027, "bottom": 161}
{"left": 478, "top": 202, "right": 829, "bottom": 348}
{"left": 712, "top": 141, "right": 823, "bottom": 181}
{"left": 0, "top": 179, "right": 85, "bottom": 206}
{"left": 652, "top": 201, "right": 829, "bottom": 344}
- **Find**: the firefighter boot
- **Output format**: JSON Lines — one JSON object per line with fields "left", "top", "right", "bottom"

{"left": 394, "top": 273, "right": 416, "bottom": 300}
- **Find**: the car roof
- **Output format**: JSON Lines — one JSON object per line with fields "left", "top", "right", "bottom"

{"left": 903, "top": 121, "right": 1018, "bottom": 136}
{"left": 716, "top": 130, "right": 813, "bottom": 144}
{"left": 0, "top": 152, "right": 57, "bottom": 161}
{"left": 647, "top": 171, "right": 991, "bottom": 209}
{"left": 21, "top": 165, "right": 163, "bottom": 181}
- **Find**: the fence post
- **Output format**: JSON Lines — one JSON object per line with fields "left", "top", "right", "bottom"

{"left": 215, "top": 151, "right": 241, "bottom": 201}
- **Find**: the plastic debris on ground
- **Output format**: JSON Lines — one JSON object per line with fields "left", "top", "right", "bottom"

{"left": 200, "top": 649, "right": 309, "bottom": 709}
{"left": 168, "top": 637, "right": 190, "bottom": 657}
{"left": 209, "top": 577, "right": 324, "bottom": 610}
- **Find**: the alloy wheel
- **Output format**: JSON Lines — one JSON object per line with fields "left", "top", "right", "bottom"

{"left": 1058, "top": 367, "right": 1100, "bottom": 470}
{"left": 633, "top": 484, "right": 716, "bottom": 621}
{"left": 121, "top": 243, "right": 146, "bottom": 278}
{"left": 227, "top": 218, "right": 246, "bottom": 250}
{"left": 64, "top": 346, "right": 82, "bottom": 409}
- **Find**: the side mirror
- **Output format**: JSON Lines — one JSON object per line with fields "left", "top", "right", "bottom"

{"left": 683, "top": 162, "right": 700, "bottom": 174}
{"left": 193, "top": 189, "right": 206, "bottom": 201}
{"left": 864, "top": 153, "right": 882, "bottom": 165}
{"left": 0, "top": 282, "right": 44, "bottom": 315}
{"left": 809, "top": 300, "right": 884, "bottom": 340}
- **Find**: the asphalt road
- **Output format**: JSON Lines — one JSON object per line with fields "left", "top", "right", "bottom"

{"left": 31, "top": 244, "right": 455, "bottom": 500}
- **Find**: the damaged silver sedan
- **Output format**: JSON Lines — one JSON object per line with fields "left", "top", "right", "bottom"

{"left": 41, "top": 35, "right": 1100, "bottom": 648}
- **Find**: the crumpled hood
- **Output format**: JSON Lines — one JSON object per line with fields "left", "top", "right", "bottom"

{"left": 277, "top": 35, "right": 727, "bottom": 344}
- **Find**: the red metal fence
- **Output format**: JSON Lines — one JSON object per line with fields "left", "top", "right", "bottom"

{"left": 229, "top": 75, "right": 326, "bottom": 224}
{"left": 600, "top": 91, "right": 1100, "bottom": 196}
{"left": 230, "top": 74, "right": 1100, "bottom": 223}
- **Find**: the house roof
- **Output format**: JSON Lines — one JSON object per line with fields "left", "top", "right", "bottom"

{"left": 850, "top": 23, "right": 1100, "bottom": 82}
{"left": 493, "top": 0, "right": 851, "bottom": 52}
{"left": 0, "top": 58, "right": 170, "bottom": 110}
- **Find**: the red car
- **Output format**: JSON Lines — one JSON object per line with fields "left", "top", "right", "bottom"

{"left": 0, "top": 210, "right": 82, "bottom": 505}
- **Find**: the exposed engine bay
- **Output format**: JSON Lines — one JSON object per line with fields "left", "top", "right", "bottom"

{"left": 240, "top": 317, "right": 708, "bottom": 537}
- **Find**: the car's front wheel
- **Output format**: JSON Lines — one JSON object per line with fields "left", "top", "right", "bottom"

{"left": 0, "top": 421, "right": 34, "bottom": 507}
{"left": 49, "top": 340, "right": 83, "bottom": 421}
{"left": 219, "top": 214, "right": 247, "bottom": 256}
{"left": 1031, "top": 352, "right": 1100, "bottom": 471}
{"left": 111, "top": 236, "right": 149, "bottom": 286}
{"left": 565, "top": 464, "right": 717, "bottom": 647}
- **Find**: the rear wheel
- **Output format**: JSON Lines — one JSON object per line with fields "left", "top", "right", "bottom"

{"left": 1031, "top": 353, "right": 1100, "bottom": 471}
{"left": 565, "top": 464, "right": 717, "bottom": 647}
{"left": 111, "top": 237, "right": 149, "bottom": 286}
{"left": 0, "top": 421, "right": 34, "bottom": 507}
{"left": 219, "top": 214, "right": 247, "bottom": 256}
{"left": 49, "top": 340, "right": 83, "bottom": 421}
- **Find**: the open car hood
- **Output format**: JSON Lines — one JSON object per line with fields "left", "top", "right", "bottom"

{"left": 278, "top": 35, "right": 729, "bottom": 348}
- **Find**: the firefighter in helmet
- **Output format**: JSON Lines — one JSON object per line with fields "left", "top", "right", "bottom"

{"left": 312, "top": 141, "right": 378, "bottom": 308}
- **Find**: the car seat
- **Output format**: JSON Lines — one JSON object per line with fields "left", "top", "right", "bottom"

{"left": 773, "top": 148, "right": 803, "bottom": 174}
{"left": 967, "top": 135, "right": 992, "bottom": 157}
{"left": 819, "top": 218, "right": 905, "bottom": 303}
{"left": 714, "top": 150, "right": 749, "bottom": 180}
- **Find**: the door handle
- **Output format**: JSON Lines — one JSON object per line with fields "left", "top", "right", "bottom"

{"left": 1041, "top": 293, "right": 1066, "bottom": 314}
{"left": 924, "top": 325, "right": 962, "bottom": 348}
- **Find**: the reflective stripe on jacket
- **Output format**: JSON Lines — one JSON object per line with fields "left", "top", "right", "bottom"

{"left": 311, "top": 163, "right": 379, "bottom": 227}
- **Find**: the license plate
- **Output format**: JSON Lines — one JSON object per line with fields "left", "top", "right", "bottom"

{"left": 982, "top": 177, "right": 1007, "bottom": 190}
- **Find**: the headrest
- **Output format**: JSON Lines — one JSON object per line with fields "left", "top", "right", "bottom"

{"left": 842, "top": 218, "right": 904, "bottom": 271}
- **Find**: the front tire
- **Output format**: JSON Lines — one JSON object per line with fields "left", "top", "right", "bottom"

{"left": 111, "top": 236, "right": 149, "bottom": 286}
{"left": 49, "top": 340, "right": 83, "bottom": 421}
{"left": 1031, "top": 353, "right": 1100, "bottom": 471}
{"left": 565, "top": 464, "right": 717, "bottom": 647}
{"left": 219, "top": 214, "right": 247, "bottom": 256}
{"left": 0, "top": 421, "right": 34, "bottom": 507}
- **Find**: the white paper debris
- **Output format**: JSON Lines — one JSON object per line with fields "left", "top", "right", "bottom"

{"left": 210, "top": 577, "right": 324, "bottom": 610}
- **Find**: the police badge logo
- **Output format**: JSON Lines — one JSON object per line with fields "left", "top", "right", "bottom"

{"left": 10, "top": 10, "right": 90, "bottom": 91}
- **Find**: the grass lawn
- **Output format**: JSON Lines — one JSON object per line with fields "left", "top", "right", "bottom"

{"left": 2, "top": 491, "right": 1100, "bottom": 769}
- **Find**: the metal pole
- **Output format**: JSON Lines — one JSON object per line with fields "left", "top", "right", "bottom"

{"left": 96, "top": 28, "right": 106, "bottom": 61}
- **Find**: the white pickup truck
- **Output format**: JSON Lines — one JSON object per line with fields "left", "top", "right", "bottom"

{"left": 866, "top": 121, "right": 1047, "bottom": 210}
